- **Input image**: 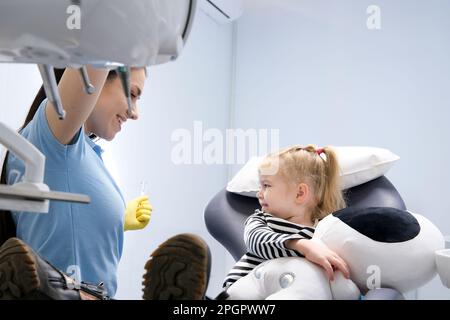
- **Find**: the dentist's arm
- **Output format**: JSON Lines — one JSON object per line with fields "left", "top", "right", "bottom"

{"left": 45, "top": 66, "right": 109, "bottom": 145}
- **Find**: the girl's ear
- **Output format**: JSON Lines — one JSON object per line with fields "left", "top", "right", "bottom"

{"left": 296, "top": 183, "right": 309, "bottom": 203}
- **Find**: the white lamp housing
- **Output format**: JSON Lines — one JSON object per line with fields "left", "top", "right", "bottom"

{"left": 0, "top": 0, "right": 197, "bottom": 68}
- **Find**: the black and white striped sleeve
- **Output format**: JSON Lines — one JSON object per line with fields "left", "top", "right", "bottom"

{"left": 243, "top": 212, "right": 311, "bottom": 260}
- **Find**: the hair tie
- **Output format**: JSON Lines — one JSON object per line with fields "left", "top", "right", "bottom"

{"left": 316, "top": 148, "right": 324, "bottom": 155}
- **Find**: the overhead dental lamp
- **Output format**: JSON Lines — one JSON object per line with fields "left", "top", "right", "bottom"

{"left": 0, "top": 0, "right": 197, "bottom": 118}
{"left": 0, "top": 0, "right": 197, "bottom": 212}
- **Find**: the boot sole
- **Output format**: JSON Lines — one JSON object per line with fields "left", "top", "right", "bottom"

{"left": 0, "top": 238, "right": 40, "bottom": 299}
{"left": 142, "top": 233, "right": 210, "bottom": 300}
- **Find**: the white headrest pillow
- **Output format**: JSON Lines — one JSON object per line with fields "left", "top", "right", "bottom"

{"left": 226, "top": 146, "right": 400, "bottom": 197}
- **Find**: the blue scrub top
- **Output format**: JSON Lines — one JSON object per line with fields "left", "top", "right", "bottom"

{"left": 6, "top": 98, "right": 125, "bottom": 297}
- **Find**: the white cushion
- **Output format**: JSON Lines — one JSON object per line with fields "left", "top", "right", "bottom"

{"left": 226, "top": 146, "right": 400, "bottom": 197}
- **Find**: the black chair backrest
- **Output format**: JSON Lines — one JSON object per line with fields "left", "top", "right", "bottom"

{"left": 204, "top": 176, "right": 406, "bottom": 261}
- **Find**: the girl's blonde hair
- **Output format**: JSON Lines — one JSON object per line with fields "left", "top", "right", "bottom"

{"left": 259, "top": 144, "right": 346, "bottom": 221}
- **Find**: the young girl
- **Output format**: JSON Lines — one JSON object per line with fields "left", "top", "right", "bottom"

{"left": 139, "top": 145, "right": 351, "bottom": 300}
{"left": 222, "top": 145, "right": 350, "bottom": 297}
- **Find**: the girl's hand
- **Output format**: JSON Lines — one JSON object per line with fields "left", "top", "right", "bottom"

{"left": 290, "top": 239, "right": 350, "bottom": 281}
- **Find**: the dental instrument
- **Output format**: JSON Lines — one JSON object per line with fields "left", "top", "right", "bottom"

{"left": 140, "top": 180, "right": 148, "bottom": 196}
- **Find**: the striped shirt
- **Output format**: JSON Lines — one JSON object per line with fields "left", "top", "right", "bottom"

{"left": 223, "top": 209, "right": 316, "bottom": 289}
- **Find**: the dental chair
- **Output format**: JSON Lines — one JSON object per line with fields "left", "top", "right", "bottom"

{"left": 204, "top": 175, "right": 406, "bottom": 300}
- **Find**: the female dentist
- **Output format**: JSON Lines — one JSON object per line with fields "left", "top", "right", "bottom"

{"left": 0, "top": 66, "right": 151, "bottom": 298}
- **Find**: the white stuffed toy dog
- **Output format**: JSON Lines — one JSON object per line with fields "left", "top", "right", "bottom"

{"left": 226, "top": 207, "right": 444, "bottom": 300}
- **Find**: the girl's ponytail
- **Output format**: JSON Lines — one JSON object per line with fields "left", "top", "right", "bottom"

{"left": 314, "top": 146, "right": 346, "bottom": 220}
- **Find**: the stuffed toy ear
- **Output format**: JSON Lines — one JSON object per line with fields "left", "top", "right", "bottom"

{"left": 330, "top": 271, "right": 361, "bottom": 300}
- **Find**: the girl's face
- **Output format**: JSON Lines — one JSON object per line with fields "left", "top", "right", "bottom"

{"left": 257, "top": 173, "right": 297, "bottom": 219}
{"left": 86, "top": 68, "right": 146, "bottom": 141}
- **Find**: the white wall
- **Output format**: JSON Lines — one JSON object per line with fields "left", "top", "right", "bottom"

{"left": 232, "top": 0, "right": 450, "bottom": 299}
{"left": 0, "top": 64, "right": 42, "bottom": 132}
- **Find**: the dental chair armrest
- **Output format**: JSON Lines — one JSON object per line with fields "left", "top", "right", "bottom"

{"left": 364, "top": 288, "right": 404, "bottom": 300}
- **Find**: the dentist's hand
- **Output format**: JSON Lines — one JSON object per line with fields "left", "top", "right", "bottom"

{"left": 124, "top": 195, "right": 152, "bottom": 231}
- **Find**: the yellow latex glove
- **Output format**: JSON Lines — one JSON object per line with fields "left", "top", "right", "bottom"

{"left": 124, "top": 195, "right": 152, "bottom": 231}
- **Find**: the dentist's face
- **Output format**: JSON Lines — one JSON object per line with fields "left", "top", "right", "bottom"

{"left": 86, "top": 68, "right": 146, "bottom": 141}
